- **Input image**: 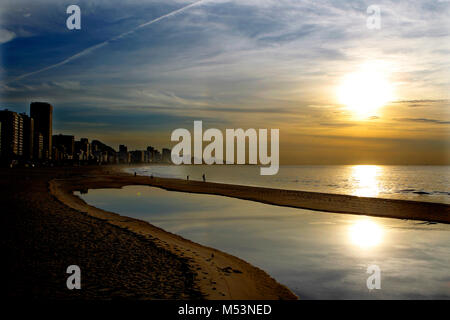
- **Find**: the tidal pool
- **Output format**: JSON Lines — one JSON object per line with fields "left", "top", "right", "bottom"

{"left": 77, "top": 185, "right": 450, "bottom": 299}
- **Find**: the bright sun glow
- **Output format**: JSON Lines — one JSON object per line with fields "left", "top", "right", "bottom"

{"left": 351, "top": 165, "right": 382, "bottom": 197}
{"left": 337, "top": 62, "right": 394, "bottom": 118}
{"left": 349, "top": 219, "right": 383, "bottom": 249}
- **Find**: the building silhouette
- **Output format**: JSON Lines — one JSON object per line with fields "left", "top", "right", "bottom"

{"left": 153, "top": 149, "right": 161, "bottom": 162}
{"left": 1, "top": 103, "right": 172, "bottom": 167}
{"left": 35, "top": 133, "right": 44, "bottom": 160}
{"left": 53, "top": 134, "right": 75, "bottom": 160}
{"left": 91, "top": 140, "right": 117, "bottom": 164}
{"left": 162, "top": 148, "right": 172, "bottom": 163}
{"left": 30, "top": 102, "right": 53, "bottom": 160}
{"left": 74, "top": 138, "right": 91, "bottom": 161}
{"left": 21, "top": 113, "right": 34, "bottom": 161}
{"left": 130, "top": 150, "right": 145, "bottom": 163}
{"left": 0, "top": 110, "right": 23, "bottom": 161}
{"left": 119, "top": 144, "right": 130, "bottom": 164}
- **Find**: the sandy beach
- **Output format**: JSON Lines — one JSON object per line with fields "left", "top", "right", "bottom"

{"left": 2, "top": 166, "right": 296, "bottom": 300}
{"left": 3, "top": 165, "right": 449, "bottom": 300}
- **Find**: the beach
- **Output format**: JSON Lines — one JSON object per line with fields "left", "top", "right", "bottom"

{"left": 3, "top": 165, "right": 449, "bottom": 300}
{"left": 2, "top": 166, "right": 296, "bottom": 300}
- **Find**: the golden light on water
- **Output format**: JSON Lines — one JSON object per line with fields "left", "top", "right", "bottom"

{"left": 351, "top": 165, "right": 382, "bottom": 197}
{"left": 349, "top": 219, "right": 383, "bottom": 249}
{"left": 337, "top": 62, "right": 394, "bottom": 118}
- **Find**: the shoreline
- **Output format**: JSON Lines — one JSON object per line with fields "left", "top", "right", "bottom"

{"left": 49, "top": 168, "right": 449, "bottom": 298}
{"left": 50, "top": 170, "right": 297, "bottom": 300}
{"left": 3, "top": 167, "right": 203, "bottom": 299}
{"left": 5, "top": 165, "right": 448, "bottom": 299}
{"left": 73, "top": 169, "right": 449, "bottom": 224}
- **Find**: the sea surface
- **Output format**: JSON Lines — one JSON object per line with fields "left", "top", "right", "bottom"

{"left": 125, "top": 165, "right": 450, "bottom": 204}
{"left": 77, "top": 183, "right": 450, "bottom": 299}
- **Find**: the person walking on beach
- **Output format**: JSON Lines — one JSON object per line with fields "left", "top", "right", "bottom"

{"left": 134, "top": 172, "right": 136, "bottom": 177}
{"left": 187, "top": 175, "right": 189, "bottom": 181}
{"left": 202, "top": 173, "right": 206, "bottom": 182}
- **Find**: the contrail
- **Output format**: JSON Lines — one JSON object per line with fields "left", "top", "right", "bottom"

{"left": 9, "top": 0, "right": 211, "bottom": 83}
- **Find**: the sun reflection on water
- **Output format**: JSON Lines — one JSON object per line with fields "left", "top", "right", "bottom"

{"left": 351, "top": 165, "right": 382, "bottom": 197}
{"left": 349, "top": 219, "right": 383, "bottom": 249}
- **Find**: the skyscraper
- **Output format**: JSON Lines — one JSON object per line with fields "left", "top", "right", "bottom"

{"left": 53, "top": 134, "right": 74, "bottom": 159}
{"left": 35, "top": 133, "right": 44, "bottom": 160}
{"left": 0, "top": 110, "right": 23, "bottom": 161}
{"left": 162, "top": 148, "right": 172, "bottom": 163}
{"left": 30, "top": 102, "right": 52, "bottom": 160}
{"left": 21, "top": 113, "right": 34, "bottom": 160}
{"left": 119, "top": 144, "right": 129, "bottom": 164}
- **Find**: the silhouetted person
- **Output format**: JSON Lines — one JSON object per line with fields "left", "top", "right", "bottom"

{"left": 134, "top": 172, "right": 136, "bottom": 176}
{"left": 187, "top": 175, "right": 189, "bottom": 181}
{"left": 202, "top": 173, "right": 206, "bottom": 182}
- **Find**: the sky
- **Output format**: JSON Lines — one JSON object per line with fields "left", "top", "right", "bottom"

{"left": 0, "top": 0, "right": 449, "bottom": 164}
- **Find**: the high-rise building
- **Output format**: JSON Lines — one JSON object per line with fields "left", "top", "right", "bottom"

{"left": 119, "top": 144, "right": 129, "bottom": 164}
{"left": 130, "top": 150, "right": 145, "bottom": 163}
{"left": 153, "top": 149, "right": 161, "bottom": 163}
{"left": 119, "top": 145, "right": 128, "bottom": 154}
{"left": 0, "top": 110, "right": 23, "bottom": 161}
{"left": 34, "top": 133, "right": 44, "bottom": 160}
{"left": 30, "top": 102, "right": 53, "bottom": 160}
{"left": 162, "top": 148, "right": 172, "bottom": 163}
{"left": 21, "top": 113, "right": 34, "bottom": 160}
{"left": 146, "top": 146, "right": 154, "bottom": 163}
{"left": 74, "top": 138, "right": 91, "bottom": 161}
{"left": 53, "top": 134, "right": 74, "bottom": 159}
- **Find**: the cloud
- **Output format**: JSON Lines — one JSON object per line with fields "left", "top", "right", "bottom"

{"left": 52, "top": 81, "right": 81, "bottom": 90}
{"left": 6, "top": 0, "right": 212, "bottom": 83}
{"left": 392, "top": 99, "right": 448, "bottom": 104}
{"left": 394, "top": 118, "right": 450, "bottom": 125}
{"left": 0, "top": 28, "right": 16, "bottom": 44}
{"left": 319, "top": 122, "right": 357, "bottom": 128}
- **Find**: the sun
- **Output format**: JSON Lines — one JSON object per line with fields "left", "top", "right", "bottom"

{"left": 337, "top": 62, "right": 394, "bottom": 118}
{"left": 349, "top": 219, "right": 383, "bottom": 249}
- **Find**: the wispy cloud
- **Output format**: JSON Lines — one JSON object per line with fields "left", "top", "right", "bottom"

{"left": 394, "top": 118, "right": 450, "bottom": 125}
{"left": 6, "top": 0, "right": 212, "bottom": 83}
